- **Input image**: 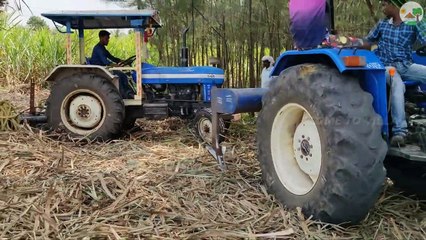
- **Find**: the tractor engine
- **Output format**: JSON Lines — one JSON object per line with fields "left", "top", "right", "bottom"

{"left": 168, "top": 85, "right": 197, "bottom": 100}
{"left": 143, "top": 84, "right": 199, "bottom": 119}
{"left": 143, "top": 84, "right": 198, "bottom": 101}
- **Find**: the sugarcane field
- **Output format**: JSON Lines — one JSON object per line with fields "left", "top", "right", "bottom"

{"left": 1, "top": 0, "right": 426, "bottom": 239}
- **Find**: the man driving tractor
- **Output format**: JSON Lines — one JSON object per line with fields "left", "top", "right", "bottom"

{"left": 90, "top": 30, "right": 134, "bottom": 99}
{"left": 290, "top": 0, "right": 426, "bottom": 147}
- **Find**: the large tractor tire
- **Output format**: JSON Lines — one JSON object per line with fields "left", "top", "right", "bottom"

{"left": 257, "top": 64, "right": 388, "bottom": 224}
{"left": 46, "top": 74, "right": 125, "bottom": 141}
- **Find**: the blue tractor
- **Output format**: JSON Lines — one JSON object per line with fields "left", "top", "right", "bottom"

{"left": 36, "top": 10, "right": 228, "bottom": 142}
{"left": 207, "top": 1, "right": 426, "bottom": 224}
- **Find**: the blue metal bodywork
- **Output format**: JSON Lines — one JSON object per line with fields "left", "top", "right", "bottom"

{"left": 131, "top": 64, "right": 225, "bottom": 102}
{"left": 212, "top": 88, "right": 268, "bottom": 114}
{"left": 413, "top": 52, "right": 426, "bottom": 66}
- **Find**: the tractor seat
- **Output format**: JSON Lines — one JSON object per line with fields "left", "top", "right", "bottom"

{"left": 405, "top": 80, "right": 426, "bottom": 104}
{"left": 85, "top": 57, "right": 92, "bottom": 65}
{"left": 404, "top": 80, "right": 422, "bottom": 87}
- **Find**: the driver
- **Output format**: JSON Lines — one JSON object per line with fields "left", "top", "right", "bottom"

{"left": 90, "top": 30, "right": 134, "bottom": 99}
{"left": 362, "top": 0, "right": 426, "bottom": 146}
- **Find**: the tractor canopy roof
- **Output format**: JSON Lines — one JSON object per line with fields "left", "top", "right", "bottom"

{"left": 41, "top": 9, "right": 162, "bottom": 30}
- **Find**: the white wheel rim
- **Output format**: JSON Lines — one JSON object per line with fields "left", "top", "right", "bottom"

{"left": 60, "top": 90, "right": 106, "bottom": 136}
{"left": 198, "top": 117, "right": 212, "bottom": 143}
{"left": 271, "top": 103, "right": 322, "bottom": 195}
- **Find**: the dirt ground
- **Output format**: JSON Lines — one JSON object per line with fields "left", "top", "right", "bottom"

{"left": 0, "top": 88, "right": 425, "bottom": 239}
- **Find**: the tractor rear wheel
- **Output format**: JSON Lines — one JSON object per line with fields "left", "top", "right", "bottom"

{"left": 257, "top": 64, "right": 387, "bottom": 224}
{"left": 46, "top": 74, "right": 125, "bottom": 141}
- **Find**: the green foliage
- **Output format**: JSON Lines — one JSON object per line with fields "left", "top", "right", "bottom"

{"left": 0, "top": 20, "right": 159, "bottom": 87}
{"left": 413, "top": 7, "right": 423, "bottom": 16}
{"left": 26, "top": 16, "right": 48, "bottom": 30}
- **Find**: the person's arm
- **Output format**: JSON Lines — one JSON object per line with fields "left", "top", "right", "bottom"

{"left": 361, "top": 20, "right": 382, "bottom": 50}
{"left": 105, "top": 48, "right": 122, "bottom": 64}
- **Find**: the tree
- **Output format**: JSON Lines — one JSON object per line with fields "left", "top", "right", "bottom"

{"left": 27, "top": 16, "right": 47, "bottom": 30}
{"left": 103, "top": 0, "right": 150, "bottom": 9}
{"left": 0, "top": 0, "right": 6, "bottom": 12}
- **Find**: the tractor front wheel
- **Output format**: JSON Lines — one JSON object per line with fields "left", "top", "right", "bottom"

{"left": 257, "top": 64, "right": 388, "bottom": 224}
{"left": 193, "top": 108, "right": 226, "bottom": 144}
{"left": 46, "top": 74, "right": 125, "bottom": 141}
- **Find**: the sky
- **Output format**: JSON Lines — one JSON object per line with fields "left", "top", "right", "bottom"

{"left": 7, "top": 0, "right": 128, "bottom": 26}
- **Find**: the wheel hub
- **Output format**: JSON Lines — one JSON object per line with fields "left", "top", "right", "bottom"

{"left": 198, "top": 118, "right": 213, "bottom": 143}
{"left": 293, "top": 117, "right": 321, "bottom": 182}
{"left": 300, "top": 139, "right": 311, "bottom": 156}
{"left": 77, "top": 104, "right": 91, "bottom": 118}
{"left": 271, "top": 103, "right": 322, "bottom": 195}
{"left": 68, "top": 95, "right": 102, "bottom": 129}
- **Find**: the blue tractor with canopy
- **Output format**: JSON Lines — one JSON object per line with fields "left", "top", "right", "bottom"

{"left": 37, "top": 10, "right": 228, "bottom": 142}
{"left": 207, "top": 0, "right": 426, "bottom": 224}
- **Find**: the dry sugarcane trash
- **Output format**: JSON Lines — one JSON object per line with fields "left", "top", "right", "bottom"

{"left": 0, "top": 100, "right": 20, "bottom": 131}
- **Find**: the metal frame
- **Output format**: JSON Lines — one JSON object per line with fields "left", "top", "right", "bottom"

{"left": 42, "top": 10, "right": 162, "bottom": 104}
{"left": 66, "top": 21, "right": 72, "bottom": 65}
{"left": 135, "top": 28, "right": 143, "bottom": 100}
{"left": 326, "top": 0, "right": 335, "bottom": 33}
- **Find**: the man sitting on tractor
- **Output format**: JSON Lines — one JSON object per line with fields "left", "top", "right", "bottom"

{"left": 90, "top": 30, "right": 134, "bottom": 99}
{"left": 362, "top": 0, "right": 426, "bottom": 146}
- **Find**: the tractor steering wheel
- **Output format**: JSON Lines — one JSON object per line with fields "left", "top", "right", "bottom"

{"left": 416, "top": 46, "right": 426, "bottom": 57}
{"left": 119, "top": 55, "right": 136, "bottom": 66}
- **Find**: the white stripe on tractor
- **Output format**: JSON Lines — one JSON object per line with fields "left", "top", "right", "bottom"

{"left": 142, "top": 74, "right": 225, "bottom": 79}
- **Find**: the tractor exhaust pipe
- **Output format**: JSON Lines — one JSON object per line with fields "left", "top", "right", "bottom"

{"left": 180, "top": 27, "right": 190, "bottom": 67}
{"left": 327, "top": 0, "right": 336, "bottom": 34}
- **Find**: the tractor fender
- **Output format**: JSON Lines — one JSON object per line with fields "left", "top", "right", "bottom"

{"left": 44, "top": 65, "right": 119, "bottom": 88}
{"left": 270, "top": 48, "right": 389, "bottom": 140}
{"left": 271, "top": 49, "right": 385, "bottom": 76}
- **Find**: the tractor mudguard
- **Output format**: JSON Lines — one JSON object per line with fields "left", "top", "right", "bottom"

{"left": 271, "top": 48, "right": 385, "bottom": 75}
{"left": 44, "top": 65, "right": 119, "bottom": 88}
{"left": 271, "top": 48, "right": 389, "bottom": 138}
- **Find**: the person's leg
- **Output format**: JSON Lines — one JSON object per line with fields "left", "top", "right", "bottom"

{"left": 113, "top": 70, "right": 134, "bottom": 99}
{"left": 400, "top": 63, "right": 426, "bottom": 83}
{"left": 386, "top": 67, "right": 408, "bottom": 144}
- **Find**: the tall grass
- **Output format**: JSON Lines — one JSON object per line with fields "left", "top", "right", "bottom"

{"left": 0, "top": 14, "right": 159, "bottom": 88}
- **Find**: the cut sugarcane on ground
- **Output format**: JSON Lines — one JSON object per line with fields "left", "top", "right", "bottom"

{"left": 0, "top": 88, "right": 425, "bottom": 239}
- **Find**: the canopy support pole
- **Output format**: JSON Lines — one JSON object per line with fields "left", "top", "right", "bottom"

{"left": 66, "top": 21, "right": 72, "bottom": 65}
{"left": 135, "top": 28, "right": 143, "bottom": 100}
{"left": 78, "top": 25, "right": 85, "bottom": 64}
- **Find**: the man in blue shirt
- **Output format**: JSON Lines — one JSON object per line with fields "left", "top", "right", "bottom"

{"left": 91, "top": 30, "right": 134, "bottom": 99}
{"left": 363, "top": 0, "right": 426, "bottom": 146}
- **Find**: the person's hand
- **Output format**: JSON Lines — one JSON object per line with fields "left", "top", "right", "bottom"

{"left": 109, "top": 63, "right": 120, "bottom": 67}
